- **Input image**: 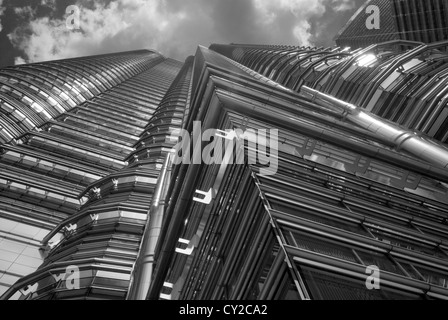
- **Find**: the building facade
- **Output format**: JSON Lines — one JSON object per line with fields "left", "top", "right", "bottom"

{"left": 392, "top": 0, "right": 448, "bottom": 44}
{"left": 1, "top": 45, "right": 448, "bottom": 300}
{"left": 210, "top": 42, "right": 448, "bottom": 143}
{"left": 335, "top": 0, "right": 400, "bottom": 49}
{"left": 0, "top": 50, "right": 190, "bottom": 299}
{"left": 335, "top": 0, "right": 448, "bottom": 50}
{"left": 146, "top": 44, "right": 448, "bottom": 300}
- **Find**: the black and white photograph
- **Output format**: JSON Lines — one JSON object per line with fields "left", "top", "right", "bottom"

{"left": 0, "top": 0, "right": 447, "bottom": 310}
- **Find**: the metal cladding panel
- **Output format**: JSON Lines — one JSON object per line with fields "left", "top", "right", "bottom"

{"left": 146, "top": 45, "right": 448, "bottom": 301}
{"left": 0, "top": 52, "right": 189, "bottom": 300}
{"left": 334, "top": 0, "right": 399, "bottom": 49}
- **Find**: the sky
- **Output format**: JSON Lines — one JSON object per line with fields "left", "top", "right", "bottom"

{"left": 0, "top": 0, "right": 366, "bottom": 67}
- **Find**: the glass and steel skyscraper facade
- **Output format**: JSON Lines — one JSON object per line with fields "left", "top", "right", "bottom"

{"left": 1, "top": 14, "right": 448, "bottom": 301}
{"left": 146, "top": 44, "right": 448, "bottom": 300}
{"left": 392, "top": 0, "right": 448, "bottom": 44}
{"left": 335, "top": 0, "right": 400, "bottom": 49}
{"left": 335, "top": 0, "right": 448, "bottom": 50}
{"left": 0, "top": 50, "right": 190, "bottom": 299}
{"left": 210, "top": 42, "right": 448, "bottom": 143}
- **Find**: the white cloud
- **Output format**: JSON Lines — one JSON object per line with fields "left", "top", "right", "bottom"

{"left": 14, "top": 57, "right": 26, "bottom": 65}
{"left": 253, "top": 0, "right": 335, "bottom": 46}
{"left": 7, "top": 0, "right": 359, "bottom": 63}
{"left": 254, "top": 0, "right": 328, "bottom": 18}
{"left": 293, "top": 20, "right": 313, "bottom": 46}
{"left": 40, "top": 0, "right": 56, "bottom": 8}
{"left": 0, "top": 0, "right": 6, "bottom": 33}
{"left": 14, "top": 6, "right": 37, "bottom": 19}
{"left": 252, "top": 0, "right": 356, "bottom": 46}
{"left": 8, "top": 0, "right": 189, "bottom": 63}
{"left": 331, "top": 0, "right": 357, "bottom": 12}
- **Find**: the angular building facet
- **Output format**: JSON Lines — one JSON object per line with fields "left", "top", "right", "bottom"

{"left": 335, "top": 0, "right": 400, "bottom": 49}
{"left": 146, "top": 44, "right": 448, "bottom": 300}
{"left": 335, "top": 0, "right": 448, "bottom": 50}
{"left": 1, "top": 20, "right": 448, "bottom": 301}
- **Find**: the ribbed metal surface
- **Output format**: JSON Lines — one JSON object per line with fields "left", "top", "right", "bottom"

{"left": 334, "top": 0, "right": 448, "bottom": 50}
{"left": 210, "top": 42, "right": 448, "bottom": 144}
{"left": 147, "top": 45, "right": 448, "bottom": 301}
{"left": 393, "top": 0, "right": 448, "bottom": 44}
{"left": 334, "top": 0, "right": 400, "bottom": 49}
{"left": 2, "top": 43, "right": 448, "bottom": 301}
{"left": 0, "top": 52, "right": 187, "bottom": 300}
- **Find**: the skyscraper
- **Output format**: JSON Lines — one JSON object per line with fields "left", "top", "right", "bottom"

{"left": 1, "top": 28, "right": 448, "bottom": 302}
{"left": 0, "top": 50, "right": 190, "bottom": 299}
{"left": 393, "top": 0, "right": 448, "bottom": 43}
{"left": 335, "top": 0, "right": 448, "bottom": 50}
{"left": 335, "top": 0, "right": 400, "bottom": 49}
{"left": 210, "top": 42, "right": 448, "bottom": 143}
{"left": 146, "top": 44, "right": 448, "bottom": 300}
